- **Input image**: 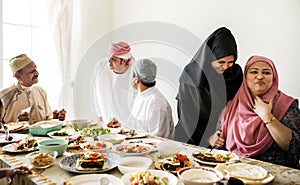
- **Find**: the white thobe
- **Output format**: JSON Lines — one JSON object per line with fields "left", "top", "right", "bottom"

{"left": 124, "top": 87, "right": 174, "bottom": 139}
{"left": 94, "top": 62, "right": 135, "bottom": 124}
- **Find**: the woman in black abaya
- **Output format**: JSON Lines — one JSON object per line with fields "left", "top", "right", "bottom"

{"left": 175, "top": 27, "right": 243, "bottom": 146}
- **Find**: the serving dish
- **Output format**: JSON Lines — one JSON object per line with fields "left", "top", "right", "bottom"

{"left": 121, "top": 169, "right": 178, "bottom": 185}
{"left": 47, "top": 129, "right": 78, "bottom": 139}
{"left": 63, "top": 174, "right": 122, "bottom": 185}
{"left": 121, "top": 138, "right": 162, "bottom": 151}
{"left": 79, "top": 140, "right": 113, "bottom": 152}
{"left": 97, "top": 133, "right": 126, "bottom": 144}
{"left": 59, "top": 152, "right": 119, "bottom": 173}
{"left": 155, "top": 153, "right": 199, "bottom": 174}
{"left": 0, "top": 133, "right": 26, "bottom": 145}
{"left": 38, "top": 139, "right": 68, "bottom": 156}
{"left": 112, "top": 143, "right": 154, "bottom": 156}
{"left": 215, "top": 163, "right": 275, "bottom": 184}
{"left": 29, "top": 120, "right": 63, "bottom": 136}
{"left": 0, "top": 121, "right": 29, "bottom": 133}
{"left": 2, "top": 137, "right": 38, "bottom": 153}
{"left": 192, "top": 149, "right": 239, "bottom": 166}
{"left": 117, "top": 156, "right": 152, "bottom": 174}
{"left": 177, "top": 166, "right": 224, "bottom": 185}
{"left": 26, "top": 151, "right": 58, "bottom": 169}
{"left": 157, "top": 141, "right": 182, "bottom": 157}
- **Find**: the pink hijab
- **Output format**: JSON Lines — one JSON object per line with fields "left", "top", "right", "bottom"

{"left": 221, "top": 55, "right": 295, "bottom": 157}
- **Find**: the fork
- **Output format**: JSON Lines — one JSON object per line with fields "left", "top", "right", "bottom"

{"left": 209, "top": 132, "right": 221, "bottom": 152}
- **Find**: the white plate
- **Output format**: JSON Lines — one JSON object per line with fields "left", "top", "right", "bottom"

{"left": 155, "top": 156, "right": 200, "bottom": 174}
{"left": 121, "top": 138, "right": 162, "bottom": 151}
{"left": 127, "top": 131, "right": 148, "bottom": 139}
{"left": 0, "top": 134, "right": 26, "bottom": 145}
{"left": 98, "top": 133, "right": 127, "bottom": 144}
{"left": 79, "top": 140, "right": 113, "bottom": 152}
{"left": 192, "top": 149, "right": 239, "bottom": 166}
{"left": 2, "top": 142, "right": 38, "bottom": 153}
{"left": 113, "top": 143, "right": 154, "bottom": 156}
{"left": 47, "top": 129, "right": 78, "bottom": 139}
{"left": 215, "top": 163, "right": 275, "bottom": 184}
{"left": 59, "top": 152, "right": 119, "bottom": 173}
{"left": 0, "top": 122, "right": 29, "bottom": 133}
{"left": 121, "top": 169, "right": 178, "bottom": 185}
{"left": 63, "top": 174, "right": 122, "bottom": 185}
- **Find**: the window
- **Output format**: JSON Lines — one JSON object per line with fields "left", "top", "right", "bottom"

{"left": 1, "top": 0, "right": 60, "bottom": 109}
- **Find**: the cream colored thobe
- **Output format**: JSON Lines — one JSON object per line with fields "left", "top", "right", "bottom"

{"left": 0, "top": 83, "right": 52, "bottom": 124}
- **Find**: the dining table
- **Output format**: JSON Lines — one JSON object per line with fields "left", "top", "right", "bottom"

{"left": 1, "top": 124, "right": 300, "bottom": 185}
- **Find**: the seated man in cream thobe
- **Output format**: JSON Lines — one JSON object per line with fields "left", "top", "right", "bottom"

{"left": 0, "top": 54, "right": 52, "bottom": 124}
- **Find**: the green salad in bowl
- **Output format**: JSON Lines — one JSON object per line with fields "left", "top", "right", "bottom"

{"left": 79, "top": 126, "right": 111, "bottom": 137}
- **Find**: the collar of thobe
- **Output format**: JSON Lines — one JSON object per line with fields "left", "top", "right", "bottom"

{"left": 16, "top": 83, "right": 32, "bottom": 95}
{"left": 139, "top": 87, "right": 155, "bottom": 96}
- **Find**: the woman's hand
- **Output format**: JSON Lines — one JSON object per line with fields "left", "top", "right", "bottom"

{"left": 208, "top": 130, "right": 224, "bottom": 148}
{"left": 253, "top": 96, "right": 274, "bottom": 121}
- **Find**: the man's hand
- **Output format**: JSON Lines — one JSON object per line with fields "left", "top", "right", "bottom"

{"left": 58, "top": 109, "right": 66, "bottom": 121}
{"left": 17, "top": 112, "right": 29, "bottom": 121}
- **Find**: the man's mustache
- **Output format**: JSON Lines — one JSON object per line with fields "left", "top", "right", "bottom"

{"left": 32, "top": 75, "right": 38, "bottom": 80}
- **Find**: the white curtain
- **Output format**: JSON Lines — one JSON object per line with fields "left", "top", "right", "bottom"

{"left": 46, "top": 0, "right": 74, "bottom": 119}
{"left": 46, "top": 0, "right": 74, "bottom": 118}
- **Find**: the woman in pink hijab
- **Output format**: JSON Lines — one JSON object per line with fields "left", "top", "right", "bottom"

{"left": 209, "top": 55, "right": 300, "bottom": 169}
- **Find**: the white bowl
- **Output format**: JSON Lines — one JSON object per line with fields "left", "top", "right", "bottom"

{"left": 157, "top": 141, "right": 182, "bottom": 157}
{"left": 70, "top": 119, "right": 91, "bottom": 130}
{"left": 117, "top": 156, "right": 152, "bottom": 174}
{"left": 26, "top": 151, "right": 58, "bottom": 169}
{"left": 97, "top": 134, "right": 127, "bottom": 144}
{"left": 177, "top": 167, "right": 223, "bottom": 185}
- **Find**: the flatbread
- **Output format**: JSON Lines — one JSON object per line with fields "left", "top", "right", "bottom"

{"left": 0, "top": 122, "right": 25, "bottom": 132}
{"left": 224, "top": 163, "right": 268, "bottom": 180}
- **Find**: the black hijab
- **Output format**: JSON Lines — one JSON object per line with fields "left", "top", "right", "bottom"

{"left": 175, "top": 27, "right": 243, "bottom": 146}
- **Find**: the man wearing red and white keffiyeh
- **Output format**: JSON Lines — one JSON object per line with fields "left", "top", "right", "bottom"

{"left": 94, "top": 41, "right": 136, "bottom": 126}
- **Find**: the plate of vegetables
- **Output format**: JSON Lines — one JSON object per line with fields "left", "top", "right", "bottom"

{"left": 47, "top": 129, "right": 78, "bottom": 139}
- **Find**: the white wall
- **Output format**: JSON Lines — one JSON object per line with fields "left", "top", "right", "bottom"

{"left": 72, "top": 0, "right": 300, "bottom": 121}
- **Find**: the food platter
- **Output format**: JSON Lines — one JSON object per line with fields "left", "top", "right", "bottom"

{"left": 2, "top": 142, "right": 38, "bottom": 153}
{"left": 0, "top": 133, "right": 26, "bottom": 145}
{"left": 155, "top": 153, "right": 199, "bottom": 174}
{"left": 192, "top": 149, "right": 239, "bottom": 166}
{"left": 121, "top": 138, "right": 162, "bottom": 151}
{"left": 121, "top": 169, "right": 178, "bottom": 185}
{"left": 112, "top": 143, "right": 154, "bottom": 156}
{"left": 47, "top": 129, "right": 78, "bottom": 139}
{"left": 216, "top": 163, "right": 275, "bottom": 184}
{"left": 59, "top": 152, "right": 119, "bottom": 173}
{"left": 126, "top": 131, "right": 148, "bottom": 139}
{"left": 79, "top": 140, "right": 113, "bottom": 152}
{"left": 63, "top": 174, "right": 122, "bottom": 185}
{"left": 117, "top": 129, "right": 148, "bottom": 139}
{"left": 0, "top": 122, "right": 29, "bottom": 133}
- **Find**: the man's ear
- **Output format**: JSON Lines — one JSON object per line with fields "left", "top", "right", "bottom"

{"left": 134, "top": 76, "right": 139, "bottom": 84}
{"left": 15, "top": 72, "right": 23, "bottom": 82}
